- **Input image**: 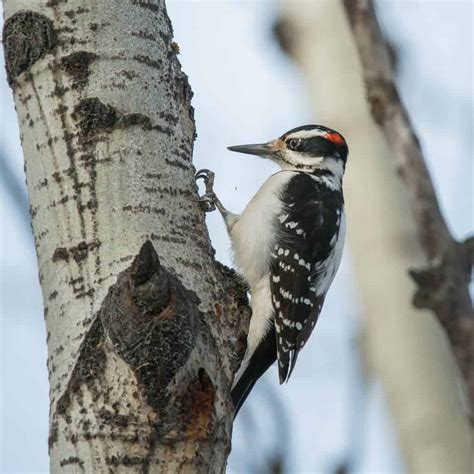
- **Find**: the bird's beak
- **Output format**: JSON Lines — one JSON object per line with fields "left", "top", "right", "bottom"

{"left": 227, "top": 139, "right": 282, "bottom": 158}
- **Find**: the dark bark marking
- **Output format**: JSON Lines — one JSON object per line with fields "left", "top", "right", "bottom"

{"left": 144, "top": 185, "right": 188, "bottom": 196}
{"left": 55, "top": 25, "right": 75, "bottom": 34}
{"left": 174, "top": 74, "right": 194, "bottom": 122}
{"left": 165, "top": 157, "right": 188, "bottom": 170}
{"left": 52, "top": 239, "right": 101, "bottom": 264}
{"left": 60, "top": 456, "right": 85, "bottom": 468}
{"left": 120, "top": 69, "right": 139, "bottom": 80}
{"left": 131, "top": 1, "right": 162, "bottom": 14}
{"left": 129, "top": 240, "right": 170, "bottom": 310}
{"left": 145, "top": 172, "right": 162, "bottom": 179}
{"left": 48, "top": 425, "right": 58, "bottom": 450}
{"left": 122, "top": 204, "right": 166, "bottom": 215}
{"left": 159, "top": 110, "right": 179, "bottom": 126}
{"left": 72, "top": 97, "right": 173, "bottom": 140}
{"left": 34, "top": 177, "right": 49, "bottom": 190}
{"left": 55, "top": 316, "right": 107, "bottom": 423}
{"left": 73, "top": 98, "right": 119, "bottom": 137}
{"left": 62, "top": 7, "right": 90, "bottom": 19}
{"left": 133, "top": 54, "right": 163, "bottom": 70}
{"left": 105, "top": 455, "right": 145, "bottom": 467}
{"left": 98, "top": 407, "right": 130, "bottom": 428}
{"left": 130, "top": 30, "right": 157, "bottom": 42}
{"left": 75, "top": 288, "right": 95, "bottom": 300}
{"left": 49, "top": 290, "right": 58, "bottom": 301}
{"left": 46, "top": 0, "right": 67, "bottom": 7}
{"left": 149, "top": 232, "right": 186, "bottom": 246}
{"left": 214, "top": 261, "right": 251, "bottom": 374}
{"left": 61, "top": 51, "right": 98, "bottom": 89}
{"left": 100, "top": 241, "right": 199, "bottom": 413}
{"left": 3, "top": 11, "right": 56, "bottom": 86}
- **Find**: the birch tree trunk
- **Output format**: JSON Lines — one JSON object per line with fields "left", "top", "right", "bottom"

{"left": 2, "top": 1, "right": 249, "bottom": 472}
{"left": 275, "top": 1, "right": 472, "bottom": 472}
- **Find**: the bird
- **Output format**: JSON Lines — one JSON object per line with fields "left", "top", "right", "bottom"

{"left": 195, "top": 125, "right": 348, "bottom": 416}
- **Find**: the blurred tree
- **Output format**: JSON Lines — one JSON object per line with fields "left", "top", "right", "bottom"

{"left": 275, "top": 0, "right": 472, "bottom": 472}
{"left": 344, "top": 0, "right": 473, "bottom": 413}
{"left": 2, "top": 1, "right": 250, "bottom": 472}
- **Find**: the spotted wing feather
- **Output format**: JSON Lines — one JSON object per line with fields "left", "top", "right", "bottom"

{"left": 270, "top": 173, "right": 343, "bottom": 383}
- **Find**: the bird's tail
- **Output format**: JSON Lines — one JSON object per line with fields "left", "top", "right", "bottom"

{"left": 231, "top": 326, "right": 277, "bottom": 416}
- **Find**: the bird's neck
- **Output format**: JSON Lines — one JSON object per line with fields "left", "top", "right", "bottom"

{"left": 280, "top": 157, "right": 344, "bottom": 191}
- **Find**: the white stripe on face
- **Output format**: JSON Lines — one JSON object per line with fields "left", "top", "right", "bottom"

{"left": 283, "top": 128, "right": 324, "bottom": 140}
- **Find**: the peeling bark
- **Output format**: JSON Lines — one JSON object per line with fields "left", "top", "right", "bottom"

{"left": 343, "top": 0, "right": 474, "bottom": 414}
{"left": 3, "top": 1, "right": 250, "bottom": 472}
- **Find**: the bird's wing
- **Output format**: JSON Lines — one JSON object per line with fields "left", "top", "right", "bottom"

{"left": 270, "top": 173, "right": 343, "bottom": 383}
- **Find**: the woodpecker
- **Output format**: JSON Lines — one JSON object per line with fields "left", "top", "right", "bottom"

{"left": 196, "top": 125, "right": 348, "bottom": 415}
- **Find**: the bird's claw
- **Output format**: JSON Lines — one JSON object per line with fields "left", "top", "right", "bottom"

{"left": 195, "top": 169, "right": 216, "bottom": 212}
{"left": 196, "top": 192, "right": 216, "bottom": 212}
{"left": 195, "top": 169, "right": 215, "bottom": 191}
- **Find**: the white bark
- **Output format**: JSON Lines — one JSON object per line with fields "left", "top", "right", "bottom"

{"left": 3, "top": 1, "right": 249, "bottom": 472}
{"left": 276, "top": 1, "right": 472, "bottom": 472}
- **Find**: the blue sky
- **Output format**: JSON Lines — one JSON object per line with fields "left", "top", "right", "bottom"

{"left": 1, "top": 1, "right": 472, "bottom": 472}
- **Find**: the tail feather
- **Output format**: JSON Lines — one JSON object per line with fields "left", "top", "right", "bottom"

{"left": 231, "top": 326, "right": 277, "bottom": 416}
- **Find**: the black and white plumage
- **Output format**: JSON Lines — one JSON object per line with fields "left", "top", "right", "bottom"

{"left": 270, "top": 172, "right": 345, "bottom": 383}
{"left": 196, "top": 125, "right": 348, "bottom": 415}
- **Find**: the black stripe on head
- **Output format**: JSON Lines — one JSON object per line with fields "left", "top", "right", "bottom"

{"left": 281, "top": 125, "right": 348, "bottom": 161}
{"left": 299, "top": 136, "right": 336, "bottom": 155}
{"left": 288, "top": 136, "right": 348, "bottom": 162}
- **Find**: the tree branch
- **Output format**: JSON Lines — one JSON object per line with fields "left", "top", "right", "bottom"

{"left": 343, "top": 0, "right": 473, "bottom": 411}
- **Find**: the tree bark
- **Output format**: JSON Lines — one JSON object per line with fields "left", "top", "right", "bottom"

{"left": 274, "top": 1, "right": 472, "bottom": 472}
{"left": 2, "top": 1, "right": 249, "bottom": 472}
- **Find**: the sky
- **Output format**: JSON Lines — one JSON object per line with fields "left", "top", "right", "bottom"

{"left": 1, "top": 1, "right": 472, "bottom": 473}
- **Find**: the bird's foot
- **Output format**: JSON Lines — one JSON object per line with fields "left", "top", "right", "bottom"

{"left": 195, "top": 169, "right": 217, "bottom": 212}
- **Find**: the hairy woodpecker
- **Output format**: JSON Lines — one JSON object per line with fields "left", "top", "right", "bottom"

{"left": 196, "top": 125, "right": 348, "bottom": 415}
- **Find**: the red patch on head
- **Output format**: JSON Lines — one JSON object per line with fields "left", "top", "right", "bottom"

{"left": 324, "top": 132, "right": 345, "bottom": 146}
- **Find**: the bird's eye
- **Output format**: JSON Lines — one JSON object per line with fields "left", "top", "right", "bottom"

{"left": 288, "top": 138, "right": 301, "bottom": 150}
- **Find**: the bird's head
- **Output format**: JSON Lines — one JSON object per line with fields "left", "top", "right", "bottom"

{"left": 228, "top": 125, "right": 348, "bottom": 177}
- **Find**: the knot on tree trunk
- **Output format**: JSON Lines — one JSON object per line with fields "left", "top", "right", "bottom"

{"left": 3, "top": 11, "right": 57, "bottom": 86}
{"left": 409, "top": 239, "right": 474, "bottom": 404}
{"left": 100, "top": 240, "right": 200, "bottom": 413}
{"left": 272, "top": 17, "right": 298, "bottom": 58}
{"left": 409, "top": 240, "right": 473, "bottom": 322}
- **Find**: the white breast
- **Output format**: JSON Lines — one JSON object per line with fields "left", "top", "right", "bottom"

{"left": 230, "top": 171, "right": 296, "bottom": 289}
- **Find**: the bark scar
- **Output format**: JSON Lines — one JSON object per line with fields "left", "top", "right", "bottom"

{"left": 51, "top": 241, "right": 202, "bottom": 450}
{"left": 100, "top": 240, "right": 200, "bottom": 412}
{"left": 72, "top": 97, "right": 174, "bottom": 139}
{"left": 3, "top": 11, "right": 57, "bottom": 86}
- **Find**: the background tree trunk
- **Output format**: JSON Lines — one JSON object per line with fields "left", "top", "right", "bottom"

{"left": 274, "top": 1, "right": 472, "bottom": 472}
{"left": 343, "top": 0, "right": 474, "bottom": 411}
{"left": 2, "top": 1, "right": 249, "bottom": 472}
